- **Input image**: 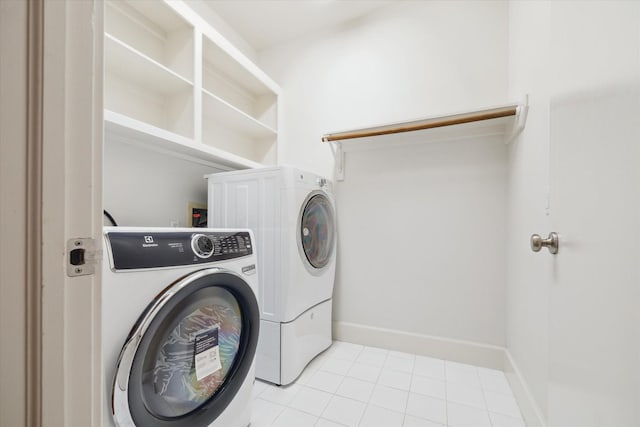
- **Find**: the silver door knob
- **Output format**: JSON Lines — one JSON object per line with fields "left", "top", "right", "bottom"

{"left": 531, "top": 232, "right": 559, "bottom": 254}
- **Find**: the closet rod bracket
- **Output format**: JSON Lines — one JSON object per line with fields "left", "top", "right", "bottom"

{"left": 506, "top": 94, "right": 529, "bottom": 143}
{"left": 328, "top": 140, "right": 345, "bottom": 181}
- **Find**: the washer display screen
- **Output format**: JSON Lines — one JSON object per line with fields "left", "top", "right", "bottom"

{"left": 140, "top": 287, "right": 242, "bottom": 418}
{"left": 300, "top": 194, "right": 335, "bottom": 269}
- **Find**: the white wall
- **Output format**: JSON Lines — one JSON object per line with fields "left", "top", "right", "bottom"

{"left": 259, "top": 1, "right": 510, "bottom": 347}
{"left": 336, "top": 136, "right": 507, "bottom": 345}
{"left": 259, "top": 0, "right": 509, "bottom": 180}
{"left": 103, "top": 139, "right": 223, "bottom": 227}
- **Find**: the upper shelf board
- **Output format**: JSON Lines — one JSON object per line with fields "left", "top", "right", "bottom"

{"left": 168, "top": 1, "right": 281, "bottom": 96}
{"left": 120, "top": 0, "right": 189, "bottom": 33}
{"left": 104, "top": 109, "right": 264, "bottom": 170}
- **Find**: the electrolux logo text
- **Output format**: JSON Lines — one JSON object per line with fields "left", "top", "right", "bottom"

{"left": 142, "top": 235, "right": 158, "bottom": 248}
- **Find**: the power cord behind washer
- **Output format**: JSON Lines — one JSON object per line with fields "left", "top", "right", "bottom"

{"left": 103, "top": 210, "right": 118, "bottom": 226}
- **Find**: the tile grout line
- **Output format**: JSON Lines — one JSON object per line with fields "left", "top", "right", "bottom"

{"left": 352, "top": 343, "right": 365, "bottom": 427}
{"left": 476, "top": 366, "right": 493, "bottom": 427}
{"left": 361, "top": 345, "right": 389, "bottom": 426}
{"left": 400, "top": 358, "right": 414, "bottom": 427}
{"left": 443, "top": 361, "right": 449, "bottom": 427}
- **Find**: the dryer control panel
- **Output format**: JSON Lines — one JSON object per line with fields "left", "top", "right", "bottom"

{"left": 106, "top": 230, "right": 253, "bottom": 271}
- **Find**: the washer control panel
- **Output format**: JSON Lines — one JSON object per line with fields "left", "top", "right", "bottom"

{"left": 106, "top": 230, "right": 253, "bottom": 270}
{"left": 191, "top": 233, "right": 252, "bottom": 259}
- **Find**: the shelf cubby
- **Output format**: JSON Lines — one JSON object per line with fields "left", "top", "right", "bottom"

{"left": 104, "top": 35, "right": 194, "bottom": 138}
{"left": 103, "top": 0, "right": 281, "bottom": 169}
{"left": 105, "top": 0, "right": 194, "bottom": 81}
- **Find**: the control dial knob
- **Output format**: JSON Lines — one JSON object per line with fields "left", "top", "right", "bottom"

{"left": 192, "top": 234, "right": 214, "bottom": 259}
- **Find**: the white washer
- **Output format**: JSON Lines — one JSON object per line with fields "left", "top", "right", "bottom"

{"left": 207, "top": 166, "right": 337, "bottom": 385}
{"left": 102, "top": 227, "right": 259, "bottom": 427}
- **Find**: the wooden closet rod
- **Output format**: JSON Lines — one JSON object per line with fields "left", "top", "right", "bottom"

{"left": 322, "top": 105, "right": 518, "bottom": 142}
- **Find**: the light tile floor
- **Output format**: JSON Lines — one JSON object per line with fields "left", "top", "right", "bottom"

{"left": 250, "top": 341, "right": 527, "bottom": 427}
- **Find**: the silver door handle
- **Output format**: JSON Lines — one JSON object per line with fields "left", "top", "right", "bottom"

{"left": 530, "top": 232, "right": 559, "bottom": 254}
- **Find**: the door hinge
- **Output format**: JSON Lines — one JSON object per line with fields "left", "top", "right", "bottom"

{"left": 67, "top": 237, "right": 102, "bottom": 277}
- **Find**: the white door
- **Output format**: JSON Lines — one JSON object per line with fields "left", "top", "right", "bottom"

{"left": 548, "top": 86, "right": 640, "bottom": 427}
{"left": 547, "top": 4, "right": 640, "bottom": 423}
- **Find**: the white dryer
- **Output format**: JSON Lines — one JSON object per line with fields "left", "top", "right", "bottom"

{"left": 102, "top": 227, "right": 259, "bottom": 427}
{"left": 207, "top": 166, "right": 337, "bottom": 385}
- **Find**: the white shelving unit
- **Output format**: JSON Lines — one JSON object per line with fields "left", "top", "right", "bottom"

{"left": 103, "top": 0, "right": 280, "bottom": 168}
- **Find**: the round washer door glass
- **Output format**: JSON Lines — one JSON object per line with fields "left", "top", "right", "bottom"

{"left": 116, "top": 270, "right": 259, "bottom": 427}
{"left": 300, "top": 193, "right": 335, "bottom": 269}
{"left": 142, "top": 286, "right": 241, "bottom": 417}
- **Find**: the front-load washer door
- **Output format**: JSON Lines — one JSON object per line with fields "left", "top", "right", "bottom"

{"left": 298, "top": 191, "right": 336, "bottom": 275}
{"left": 112, "top": 268, "right": 259, "bottom": 427}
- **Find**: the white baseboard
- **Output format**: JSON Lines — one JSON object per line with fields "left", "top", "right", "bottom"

{"left": 332, "top": 321, "right": 547, "bottom": 427}
{"left": 332, "top": 321, "right": 505, "bottom": 370}
{"left": 503, "top": 350, "right": 547, "bottom": 427}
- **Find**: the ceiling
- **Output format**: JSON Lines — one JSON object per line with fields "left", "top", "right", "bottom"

{"left": 203, "top": 0, "right": 395, "bottom": 51}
